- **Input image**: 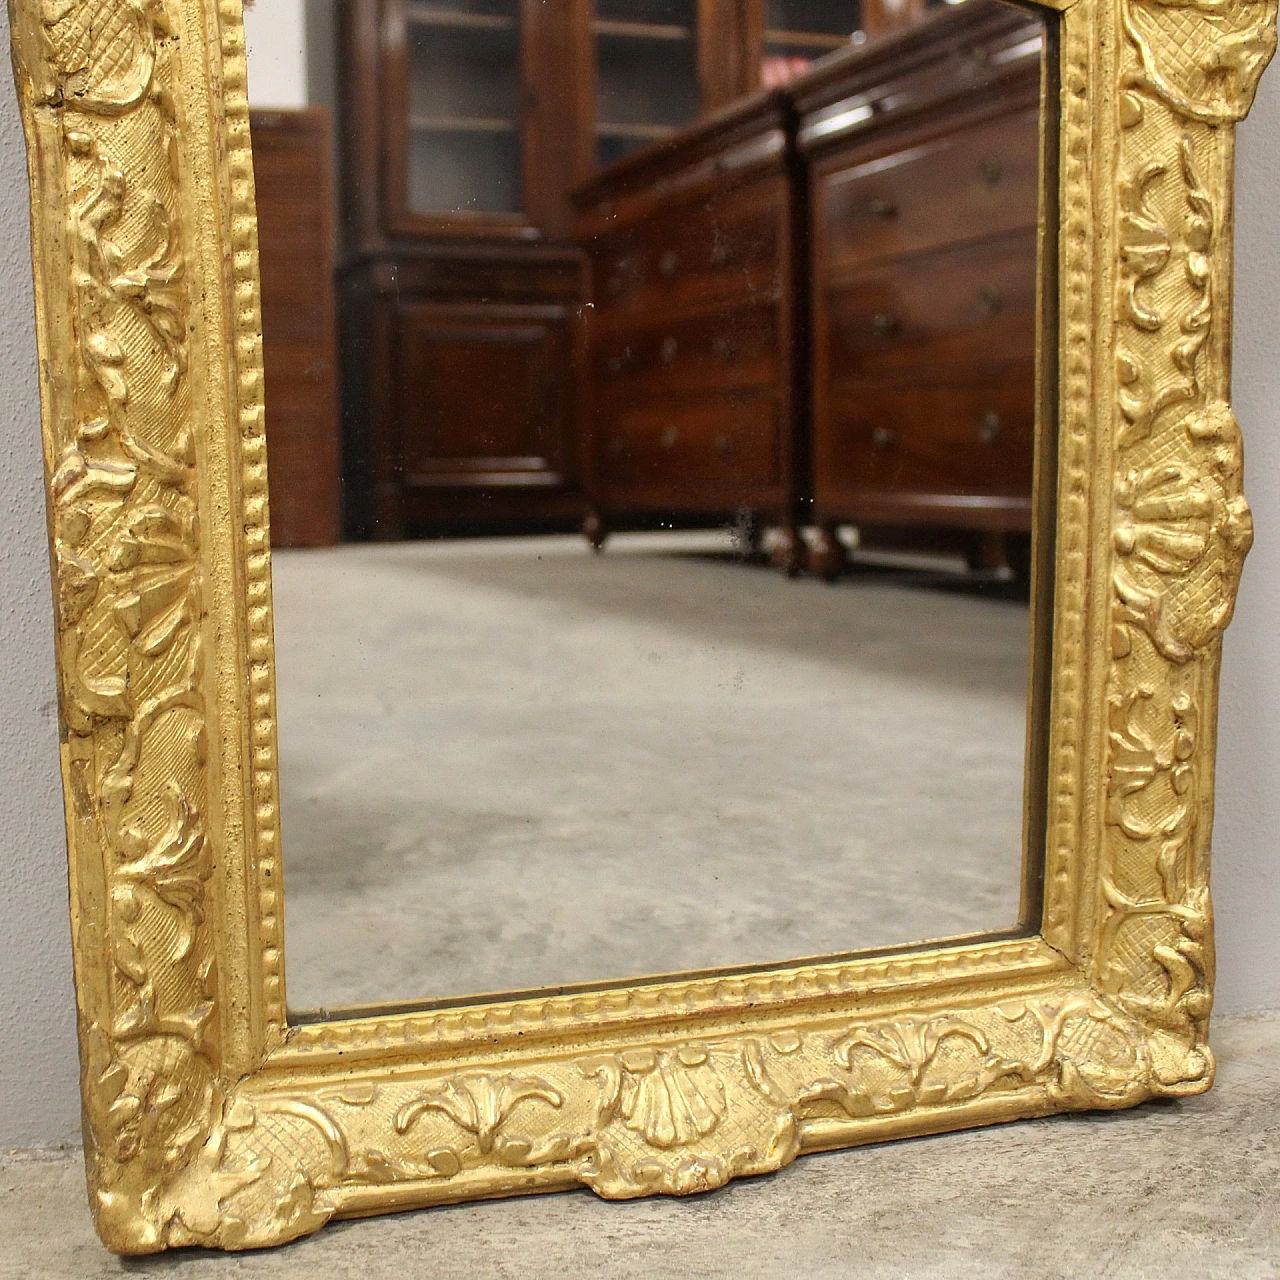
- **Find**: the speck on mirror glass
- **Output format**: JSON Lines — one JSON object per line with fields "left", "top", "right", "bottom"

{"left": 254, "top": 0, "right": 1055, "bottom": 1014}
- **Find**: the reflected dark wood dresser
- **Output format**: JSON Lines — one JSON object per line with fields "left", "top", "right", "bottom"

{"left": 572, "top": 93, "right": 806, "bottom": 561}
{"left": 793, "top": 1, "right": 1048, "bottom": 575}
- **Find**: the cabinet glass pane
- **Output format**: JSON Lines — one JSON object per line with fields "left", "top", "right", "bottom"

{"left": 761, "top": 0, "right": 861, "bottom": 88}
{"left": 405, "top": 2, "right": 522, "bottom": 214}
{"left": 594, "top": 0, "right": 698, "bottom": 168}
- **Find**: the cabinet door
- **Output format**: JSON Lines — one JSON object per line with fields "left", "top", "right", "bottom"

{"left": 591, "top": 0, "right": 702, "bottom": 167}
{"left": 754, "top": 0, "right": 860, "bottom": 88}
{"left": 392, "top": 303, "right": 572, "bottom": 487}
{"left": 381, "top": 0, "right": 533, "bottom": 236}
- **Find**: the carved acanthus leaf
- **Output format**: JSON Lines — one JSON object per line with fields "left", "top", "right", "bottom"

{"left": 394, "top": 1073, "right": 564, "bottom": 1155}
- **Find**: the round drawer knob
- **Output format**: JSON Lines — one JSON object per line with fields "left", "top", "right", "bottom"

{"left": 871, "top": 312, "right": 899, "bottom": 336}
{"left": 872, "top": 425, "right": 897, "bottom": 450}
{"left": 659, "top": 250, "right": 680, "bottom": 277}
{"left": 715, "top": 434, "right": 733, "bottom": 455}
{"left": 869, "top": 198, "right": 899, "bottom": 219}
{"left": 660, "top": 335, "right": 679, "bottom": 364}
{"left": 977, "top": 285, "right": 1003, "bottom": 316}
{"left": 978, "top": 411, "right": 1002, "bottom": 443}
{"left": 979, "top": 158, "right": 1002, "bottom": 186}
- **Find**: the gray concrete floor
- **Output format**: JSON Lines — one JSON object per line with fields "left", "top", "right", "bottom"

{"left": 3, "top": 1012, "right": 1277, "bottom": 1278}
{"left": 272, "top": 534, "right": 1030, "bottom": 1013}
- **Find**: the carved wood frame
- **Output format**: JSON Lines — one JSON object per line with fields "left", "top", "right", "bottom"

{"left": 8, "top": 0, "right": 1275, "bottom": 1254}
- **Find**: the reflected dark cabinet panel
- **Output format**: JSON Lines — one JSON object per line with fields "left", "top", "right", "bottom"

{"left": 793, "top": 0, "right": 1047, "bottom": 573}
{"left": 251, "top": 108, "right": 341, "bottom": 548}
{"left": 572, "top": 94, "right": 803, "bottom": 558}
{"left": 340, "top": 250, "right": 585, "bottom": 538}
{"left": 393, "top": 304, "right": 572, "bottom": 487}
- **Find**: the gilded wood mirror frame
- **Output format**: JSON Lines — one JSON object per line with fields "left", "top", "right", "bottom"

{"left": 8, "top": 0, "right": 1275, "bottom": 1254}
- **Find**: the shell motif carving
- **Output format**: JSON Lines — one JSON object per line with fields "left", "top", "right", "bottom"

{"left": 41, "top": 0, "right": 166, "bottom": 113}
{"left": 584, "top": 1045, "right": 727, "bottom": 1150}
{"left": 1112, "top": 400, "right": 1252, "bottom": 664}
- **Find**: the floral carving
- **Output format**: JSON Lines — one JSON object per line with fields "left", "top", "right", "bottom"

{"left": 1117, "top": 138, "right": 1213, "bottom": 450}
{"left": 835, "top": 1017, "right": 989, "bottom": 1086}
{"left": 1118, "top": 160, "right": 1171, "bottom": 332}
{"left": 395, "top": 1073, "right": 564, "bottom": 1156}
{"left": 1101, "top": 684, "right": 1213, "bottom": 1056}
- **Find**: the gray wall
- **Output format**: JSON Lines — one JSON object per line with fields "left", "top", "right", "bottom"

{"left": 0, "top": 2, "right": 81, "bottom": 1146}
{"left": 1213, "top": 70, "right": 1280, "bottom": 1015}
{"left": 242, "top": 0, "right": 309, "bottom": 108}
{"left": 0, "top": 4, "right": 1277, "bottom": 1145}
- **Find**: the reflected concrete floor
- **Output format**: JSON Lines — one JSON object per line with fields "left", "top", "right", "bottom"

{"left": 270, "top": 533, "right": 1031, "bottom": 1013}
{"left": 4, "top": 1013, "right": 1277, "bottom": 1278}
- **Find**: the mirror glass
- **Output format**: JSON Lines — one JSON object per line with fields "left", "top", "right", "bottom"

{"left": 249, "top": 0, "right": 1054, "bottom": 1014}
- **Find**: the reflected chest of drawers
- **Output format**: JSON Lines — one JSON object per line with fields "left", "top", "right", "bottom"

{"left": 794, "top": 3, "right": 1048, "bottom": 574}
{"left": 571, "top": 94, "right": 805, "bottom": 561}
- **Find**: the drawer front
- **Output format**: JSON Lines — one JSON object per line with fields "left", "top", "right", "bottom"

{"left": 817, "top": 372, "right": 1036, "bottom": 502}
{"left": 825, "top": 230, "right": 1038, "bottom": 384}
{"left": 588, "top": 175, "right": 787, "bottom": 321}
{"left": 595, "top": 392, "right": 780, "bottom": 491}
{"left": 591, "top": 303, "right": 779, "bottom": 398}
{"left": 817, "top": 107, "right": 1041, "bottom": 271}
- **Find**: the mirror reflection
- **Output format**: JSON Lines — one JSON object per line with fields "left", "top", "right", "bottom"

{"left": 249, "top": 0, "right": 1053, "bottom": 1013}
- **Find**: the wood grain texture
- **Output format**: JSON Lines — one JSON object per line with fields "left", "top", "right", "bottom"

{"left": 572, "top": 94, "right": 803, "bottom": 544}
{"left": 251, "top": 108, "right": 341, "bottom": 548}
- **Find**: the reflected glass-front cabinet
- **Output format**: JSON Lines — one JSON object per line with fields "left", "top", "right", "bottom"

{"left": 339, "top": 0, "right": 592, "bottom": 538}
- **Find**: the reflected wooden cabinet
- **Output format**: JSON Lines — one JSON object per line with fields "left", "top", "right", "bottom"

{"left": 391, "top": 303, "right": 573, "bottom": 492}
{"left": 339, "top": 246, "right": 584, "bottom": 537}
{"left": 251, "top": 108, "right": 342, "bottom": 548}
{"left": 337, "top": 0, "right": 1040, "bottom": 542}
{"left": 572, "top": 93, "right": 804, "bottom": 556}
{"left": 338, "top": 0, "right": 764, "bottom": 537}
{"left": 338, "top": 0, "right": 589, "bottom": 536}
{"left": 794, "top": 1, "right": 1046, "bottom": 573}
